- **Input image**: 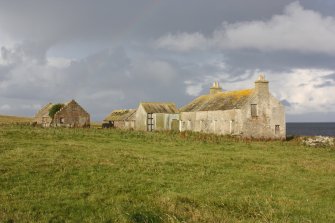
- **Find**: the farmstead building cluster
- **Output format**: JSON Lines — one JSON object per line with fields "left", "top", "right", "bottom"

{"left": 34, "top": 75, "right": 286, "bottom": 139}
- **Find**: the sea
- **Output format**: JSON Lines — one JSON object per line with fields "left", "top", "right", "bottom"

{"left": 286, "top": 123, "right": 335, "bottom": 136}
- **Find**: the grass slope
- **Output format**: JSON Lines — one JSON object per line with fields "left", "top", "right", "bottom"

{"left": 0, "top": 115, "right": 32, "bottom": 124}
{"left": 0, "top": 125, "right": 334, "bottom": 222}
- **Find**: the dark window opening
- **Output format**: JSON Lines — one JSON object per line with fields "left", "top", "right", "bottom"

{"left": 275, "top": 125, "right": 280, "bottom": 135}
{"left": 251, "top": 104, "right": 257, "bottom": 117}
{"left": 147, "top": 113, "right": 154, "bottom": 131}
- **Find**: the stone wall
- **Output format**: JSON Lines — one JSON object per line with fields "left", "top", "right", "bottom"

{"left": 240, "top": 93, "right": 286, "bottom": 139}
{"left": 114, "top": 120, "right": 135, "bottom": 130}
{"left": 34, "top": 115, "right": 52, "bottom": 127}
{"left": 34, "top": 103, "right": 53, "bottom": 127}
{"left": 135, "top": 104, "right": 147, "bottom": 131}
{"left": 53, "top": 100, "right": 90, "bottom": 128}
{"left": 180, "top": 109, "right": 242, "bottom": 135}
{"left": 125, "top": 120, "right": 135, "bottom": 129}
{"left": 153, "top": 113, "right": 180, "bottom": 131}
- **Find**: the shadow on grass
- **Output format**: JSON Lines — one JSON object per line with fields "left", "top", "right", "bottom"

{"left": 129, "top": 210, "right": 162, "bottom": 223}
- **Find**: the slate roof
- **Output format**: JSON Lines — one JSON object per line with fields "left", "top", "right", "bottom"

{"left": 140, "top": 102, "right": 179, "bottom": 114}
{"left": 104, "top": 109, "right": 136, "bottom": 122}
{"left": 180, "top": 89, "right": 254, "bottom": 112}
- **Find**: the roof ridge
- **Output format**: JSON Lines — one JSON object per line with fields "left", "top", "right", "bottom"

{"left": 141, "top": 102, "right": 176, "bottom": 104}
{"left": 205, "top": 88, "right": 254, "bottom": 96}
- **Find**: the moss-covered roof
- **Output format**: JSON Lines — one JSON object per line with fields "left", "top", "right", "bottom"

{"left": 140, "top": 102, "right": 179, "bottom": 114}
{"left": 180, "top": 89, "right": 254, "bottom": 112}
{"left": 104, "top": 109, "right": 136, "bottom": 122}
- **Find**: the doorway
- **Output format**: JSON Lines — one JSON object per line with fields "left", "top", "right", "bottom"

{"left": 147, "top": 113, "right": 154, "bottom": 131}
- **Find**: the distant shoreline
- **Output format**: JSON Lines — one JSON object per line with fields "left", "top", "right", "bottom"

{"left": 286, "top": 123, "right": 335, "bottom": 137}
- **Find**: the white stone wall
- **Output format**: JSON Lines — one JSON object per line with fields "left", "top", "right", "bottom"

{"left": 239, "top": 92, "right": 286, "bottom": 139}
{"left": 180, "top": 109, "right": 243, "bottom": 135}
{"left": 135, "top": 104, "right": 147, "bottom": 131}
{"left": 180, "top": 92, "right": 286, "bottom": 139}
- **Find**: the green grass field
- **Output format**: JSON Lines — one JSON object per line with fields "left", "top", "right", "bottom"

{"left": 0, "top": 125, "right": 334, "bottom": 222}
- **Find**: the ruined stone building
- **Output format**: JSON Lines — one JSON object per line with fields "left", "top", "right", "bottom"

{"left": 34, "top": 103, "right": 53, "bottom": 127}
{"left": 34, "top": 99, "right": 90, "bottom": 128}
{"left": 135, "top": 102, "right": 179, "bottom": 131}
{"left": 103, "top": 109, "right": 136, "bottom": 129}
{"left": 180, "top": 75, "right": 286, "bottom": 139}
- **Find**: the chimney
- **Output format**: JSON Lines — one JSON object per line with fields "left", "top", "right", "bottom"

{"left": 209, "top": 81, "right": 223, "bottom": 94}
{"left": 254, "top": 74, "right": 269, "bottom": 95}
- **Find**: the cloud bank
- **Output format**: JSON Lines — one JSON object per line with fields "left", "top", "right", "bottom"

{"left": 156, "top": 2, "right": 335, "bottom": 54}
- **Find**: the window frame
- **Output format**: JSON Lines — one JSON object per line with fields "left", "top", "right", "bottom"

{"left": 275, "top": 125, "right": 280, "bottom": 135}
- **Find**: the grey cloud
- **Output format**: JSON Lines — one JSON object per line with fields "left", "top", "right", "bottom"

{"left": 0, "top": 45, "right": 197, "bottom": 120}
{"left": 314, "top": 81, "right": 334, "bottom": 88}
{"left": 281, "top": 99, "right": 291, "bottom": 107}
{"left": 0, "top": 0, "right": 300, "bottom": 47}
{"left": 223, "top": 50, "right": 335, "bottom": 73}
{"left": 156, "top": 2, "right": 335, "bottom": 55}
{"left": 323, "top": 73, "right": 335, "bottom": 80}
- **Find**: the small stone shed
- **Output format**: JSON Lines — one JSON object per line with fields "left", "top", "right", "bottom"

{"left": 103, "top": 109, "right": 136, "bottom": 129}
{"left": 34, "top": 99, "right": 90, "bottom": 128}
{"left": 180, "top": 75, "right": 286, "bottom": 139}
{"left": 135, "top": 102, "right": 179, "bottom": 131}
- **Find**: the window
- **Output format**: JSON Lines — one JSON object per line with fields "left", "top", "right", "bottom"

{"left": 187, "top": 120, "right": 192, "bottom": 130}
{"left": 251, "top": 104, "right": 257, "bottom": 117}
{"left": 275, "top": 125, "right": 280, "bottom": 135}
{"left": 147, "top": 113, "right": 154, "bottom": 131}
{"left": 230, "top": 120, "right": 234, "bottom": 134}
{"left": 213, "top": 120, "right": 217, "bottom": 132}
{"left": 60, "top": 117, "right": 65, "bottom": 124}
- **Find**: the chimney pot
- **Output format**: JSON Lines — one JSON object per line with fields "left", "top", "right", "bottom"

{"left": 210, "top": 81, "right": 223, "bottom": 94}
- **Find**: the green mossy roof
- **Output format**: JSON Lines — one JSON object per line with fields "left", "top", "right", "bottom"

{"left": 104, "top": 109, "right": 136, "bottom": 121}
{"left": 141, "top": 102, "right": 179, "bottom": 114}
{"left": 180, "top": 89, "right": 254, "bottom": 112}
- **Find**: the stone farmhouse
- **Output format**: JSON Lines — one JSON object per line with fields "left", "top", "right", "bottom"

{"left": 34, "top": 99, "right": 90, "bottom": 128}
{"left": 103, "top": 109, "right": 136, "bottom": 129}
{"left": 135, "top": 102, "right": 179, "bottom": 131}
{"left": 180, "top": 75, "right": 286, "bottom": 139}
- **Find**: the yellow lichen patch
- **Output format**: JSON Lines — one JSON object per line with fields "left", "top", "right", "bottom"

{"left": 180, "top": 89, "right": 254, "bottom": 112}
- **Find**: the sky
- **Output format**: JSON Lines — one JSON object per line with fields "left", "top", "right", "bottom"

{"left": 0, "top": 0, "right": 335, "bottom": 122}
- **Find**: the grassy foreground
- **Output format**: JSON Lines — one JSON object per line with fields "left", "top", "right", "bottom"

{"left": 0, "top": 125, "right": 334, "bottom": 222}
